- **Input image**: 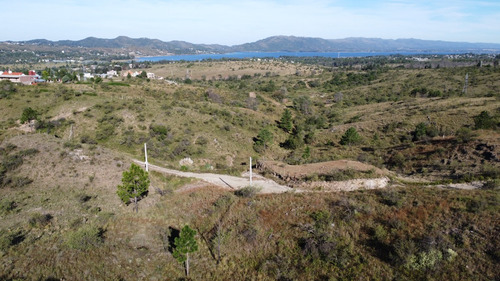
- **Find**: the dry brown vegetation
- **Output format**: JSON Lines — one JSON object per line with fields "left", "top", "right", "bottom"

{"left": 0, "top": 56, "right": 499, "bottom": 280}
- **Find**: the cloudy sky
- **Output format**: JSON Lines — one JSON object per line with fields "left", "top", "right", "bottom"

{"left": 2, "top": 0, "right": 499, "bottom": 45}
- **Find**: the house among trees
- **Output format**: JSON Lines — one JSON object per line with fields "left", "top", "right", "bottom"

{"left": 0, "top": 70, "right": 45, "bottom": 85}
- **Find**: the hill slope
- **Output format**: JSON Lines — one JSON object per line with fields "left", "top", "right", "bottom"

{"left": 8, "top": 35, "right": 500, "bottom": 54}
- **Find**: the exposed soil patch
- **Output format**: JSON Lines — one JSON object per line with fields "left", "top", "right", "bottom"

{"left": 257, "top": 160, "right": 389, "bottom": 182}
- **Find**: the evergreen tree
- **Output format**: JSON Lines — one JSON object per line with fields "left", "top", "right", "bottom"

{"left": 20, "top": 107, "right": 39, "bottom": 124}
{"left": 173, "top": 225, "right": 198, "bottom": 277}
{"left": 279, "top": 109, "right": 293, "bottom": 133}
{"left": 254, "top": 128, "right": 273, "bottom": 150}
{"left": 340, "top": 127, "right": 361, "bottom": 146}
{"left": 474, "top": 111, "right": 495, "bottom": 129}
{"left": 117, "top": 163, "right": 150, "bottom": 212}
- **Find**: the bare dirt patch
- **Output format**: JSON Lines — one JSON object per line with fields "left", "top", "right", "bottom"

{"left": 258, "top": 160, "right": 389, "bottom": 181}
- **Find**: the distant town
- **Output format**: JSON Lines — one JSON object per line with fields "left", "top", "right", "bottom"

{"left": 0, "top": 63, "right": 173, "bottom": 85}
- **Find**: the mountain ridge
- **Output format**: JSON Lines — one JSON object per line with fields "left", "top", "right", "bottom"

{"left": 4, "top": 35, "right": 500, "bottom": 54}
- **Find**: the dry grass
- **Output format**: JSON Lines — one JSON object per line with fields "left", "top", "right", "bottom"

{"left": 1, "top": 60, "right": 499, "bottom": 280}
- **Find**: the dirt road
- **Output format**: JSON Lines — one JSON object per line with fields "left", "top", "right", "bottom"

{"left": 133, "top": 160, "right": 293, "bottom": 194}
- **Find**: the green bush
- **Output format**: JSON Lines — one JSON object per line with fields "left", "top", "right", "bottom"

{"left": 19, "top": 107, "right": 39, "bottom": 124}
{"left": 474, "top": 111, "right": 495, "bottom": 130}
{"left": 340, "top": 127, "right": 361, "bottom": 146}
{"left": 482, "top": 179, "right": 500, "bottom": 190}
{"left": 0, "top": 199, "right": 16, "bottom": 215}
{"left": 66, "top": 225, "right": 104, "bottom": 250}
{"left": 455, "top": 127, "right": 476, "bottom": 143}
{"left": 0, "top": 229, "right": 24, "bottom": 251}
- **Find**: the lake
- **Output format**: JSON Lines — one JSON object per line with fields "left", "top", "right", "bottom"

{"left": 136, "top": 51, "right": 461, "bottom": 62}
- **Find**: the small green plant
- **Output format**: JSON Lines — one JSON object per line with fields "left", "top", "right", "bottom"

{"left": 0, "top": 229, "right": 24, "bottom": 251}
{"left": 482, "top": 179, "right": 500, "bottom": 190}
{"left": 474, "top": 111, "right": 495, "bottom": 130}
{"left": 235, "top": 186, "right": 261, "bottom": 198}
{"left": 28, "top": 213, "right": 52, "bottom": 228}
{"left": 65, "top": 225, "right": 104, "bottom": 250}
{"left": 0, "top": 199, "right": 16, "bottom": 215}
{"left": 455, "top": 127, "right": 476, "bottom": 143}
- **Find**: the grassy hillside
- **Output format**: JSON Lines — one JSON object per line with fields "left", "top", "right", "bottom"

{"left": 0, "top": 57, "right": 499, "bottom": 280}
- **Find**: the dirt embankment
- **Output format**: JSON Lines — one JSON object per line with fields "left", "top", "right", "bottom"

{"left": 256, "top": 160, "right": 391, "bottom": 191}
{"left": 257, "top": 160, "right": 389, "bottom": 181}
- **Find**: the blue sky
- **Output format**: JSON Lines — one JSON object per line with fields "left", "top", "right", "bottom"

{"left": 2, "top": 0, "right": 500, "bottom": 44}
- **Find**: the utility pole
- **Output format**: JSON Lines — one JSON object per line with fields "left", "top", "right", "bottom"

{"left": 249, "top": 157, "right": 253, "bottom": 186}
{"left": 69, "top": 124, "right": 73, "bottom": 140}
{"left": 462, "top": 73, "right": 468, "bottom": 95}
{"left": 144, "top": 143, "right": 149, "bottom": 172}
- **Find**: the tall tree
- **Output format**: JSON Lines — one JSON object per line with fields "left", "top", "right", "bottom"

{"left": 279, "top": 109, "right": 293, "bottom": 133}
{"left": 20, "top": 107, "right": 39, "bottom": 124}
{"left": 117, "top": 163, "right": 150, "bottom": 212}
{"left": 254, "top": 128, "right": 273, "bottom": 150}
{"left": 340, "top": 127, "right": 361, "bottom": 146}
{"left": 173, "top": 225, "right": 199, "bottom": 277}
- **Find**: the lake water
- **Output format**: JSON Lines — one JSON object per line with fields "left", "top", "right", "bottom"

{"left": 136, "top": 51, "right": 460, "bottom": 62}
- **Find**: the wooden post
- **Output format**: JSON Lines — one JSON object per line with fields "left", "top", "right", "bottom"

{"left": 249, "top": 157, "right": 252, "bottom": 186}
{"left": 69, "top": 124, "right": 73, "bottom": 140}
{"left": 144, "top": 143, "right": 149, "bottom": 172}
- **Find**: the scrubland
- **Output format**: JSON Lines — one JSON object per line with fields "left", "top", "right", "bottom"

{"left": 0, "top": 56, "right": 499, "bottom": 280}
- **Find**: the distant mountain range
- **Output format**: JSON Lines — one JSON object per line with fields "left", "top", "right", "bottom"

{"left": 5, "top": 35, "right": 500, "bottom": 54}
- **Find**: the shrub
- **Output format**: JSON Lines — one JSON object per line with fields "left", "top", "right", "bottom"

{"left": 10, "top": 176, "right": 33, "bottom": 188}
{"left": 235, "top": 186, "right": 260, "bottom": 198}
{"left": 20, "top": 107, "right": 39, "bottom": 124}
{"left": 149, "top": 124, "right": 169, "bottom": 139}
{"left": 340, "top": 127, "right": 361, "bottom": 146}
{"left": 80, "top": 135, "right": 97, "bottom": 144}
{"left": 482, "top": 179, "right": 500, "bottom": 190}
{"left": 28, "top": 213, "right": 52, "bottom": 228}
{"left": 195, "top": 136, "right": 208, "bottom": 146}
{"left": 2, "top": 154, "right": 23, "bottom": 171}
{"left": 413, "top": 122, "right": 428, "bottom": 141}
{"left": 0, "top": 199, "right": 16, "bottom": 215}
{"left": 66, "top": 225, "right": 104, "bottom": 250}
{"left": 378, "top": 189, "right": 404, "bottom": 207}
{"left": 213, "top": 193, "right": 236, "bottom": 209}
{"left": 0, "top": 229, "right": 24, "bottom": 251}
{"left": 474, "top": 111, "right": 495, "bottom": 130}
{"left": 76, "top": 193, "right": 92, "bottom": 203}
{"left": 96, "top": 123, "right": 115, "bottom": 140}
{"left": 405, "top": 248, "right": 443, "bottom": 271}
{"left": 455, "top": 127, "right": 476, "bottom": 143}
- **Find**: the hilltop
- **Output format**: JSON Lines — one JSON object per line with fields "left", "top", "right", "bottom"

{"left": 2, "top": 35, "right": 500, "bottom": 64}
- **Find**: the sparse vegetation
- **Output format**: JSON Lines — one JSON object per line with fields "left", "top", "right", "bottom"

{"left": 0, "top": 55, "right": 499, "bottom": 280}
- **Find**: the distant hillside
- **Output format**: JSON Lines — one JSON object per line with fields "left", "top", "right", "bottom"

{"left": 232, "top": 36, "right": 500, "bottom": 52}
{"left": 4, "top": 36, "right": 500, "bottom": 57}
{"left": 233, "top": 36, "right": 335, "bottom": 52}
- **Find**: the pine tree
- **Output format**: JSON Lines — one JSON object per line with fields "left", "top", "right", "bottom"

{"left": 279, "top": 109, "right": 293, "bottom": 133}
{"left": 340, "top": 127, "right": 361, "bottom": 146}
{"left": 117, "top": 163, "right": 150, "bottom": 212}
{"left": 173, "top": 225, "right": 198, "bottom": 277}
{"left": 255, "top": 128, "right": 273, "bottom": 150}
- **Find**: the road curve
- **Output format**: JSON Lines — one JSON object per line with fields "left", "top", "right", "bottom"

{"left": 133, "top": 160, "right": 293, "bottom": 194}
